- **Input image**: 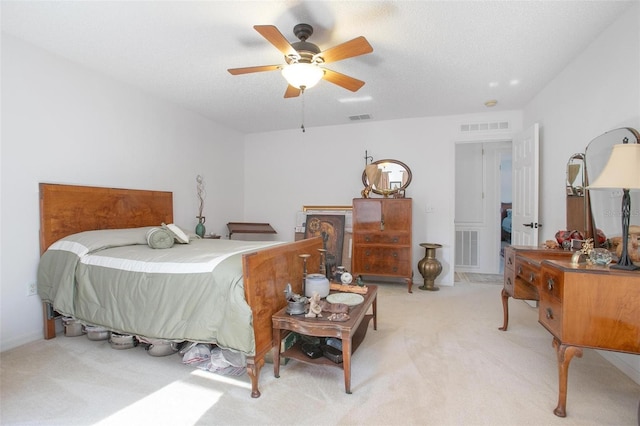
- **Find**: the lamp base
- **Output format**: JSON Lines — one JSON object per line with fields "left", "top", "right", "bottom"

{"left": 610, "top": 189, "right": 639, "bottom": 272}
{"left": 610, "top": 262, "right": 640, "bottom": 271}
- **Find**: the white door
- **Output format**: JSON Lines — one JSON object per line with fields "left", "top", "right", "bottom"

{"left": 512, "top": 123, "right": 540, "bottom": 245}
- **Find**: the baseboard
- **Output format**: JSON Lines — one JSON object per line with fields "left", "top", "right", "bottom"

{"left": 599, "top": 350, "right": 640, "bottom": 386}
{"left": 0, "top": 330, "right": 44, "bottom": 352}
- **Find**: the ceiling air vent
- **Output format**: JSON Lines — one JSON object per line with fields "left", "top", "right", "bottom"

{"left": 349, "top": 114, "right": 372, "bottom": 121}
{"left": 459, "top": 121, "right": 509, "bottom": 133}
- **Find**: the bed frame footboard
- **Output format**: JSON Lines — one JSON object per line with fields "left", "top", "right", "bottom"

{"left": 242, "top": 237, "right": 322, "bottom": 398}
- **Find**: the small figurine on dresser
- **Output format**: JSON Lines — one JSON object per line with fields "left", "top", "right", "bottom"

{"left": 305, "top": 292, "right": 323, "bottom": 318}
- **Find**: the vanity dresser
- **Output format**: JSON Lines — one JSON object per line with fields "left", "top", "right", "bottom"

{"left": 351, "top": 198, "right": 413, "bottom": 292}
{"left": 500, "top": 127, "right": 640, "bottom": 418}
{"left": 501, "top": 245, "right": 640, "bottom": 417}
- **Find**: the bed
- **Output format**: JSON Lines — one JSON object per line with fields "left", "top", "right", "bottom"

{"left": 37, "top": 183, "right": 321, "bottom": 398}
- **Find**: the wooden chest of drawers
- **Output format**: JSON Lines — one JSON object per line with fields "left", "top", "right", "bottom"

{"left": 352, "top": 198, "right": 413, "bottom": 292}
{"left": 537, "top": 259, "right": 640, "bottom": 417}
{"left": 538, "top": 260, "right": 640, "bottom": 353}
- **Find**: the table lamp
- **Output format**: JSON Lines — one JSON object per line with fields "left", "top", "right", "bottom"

{"left": 587, "top": 142, "right": 640, "bottom": 270}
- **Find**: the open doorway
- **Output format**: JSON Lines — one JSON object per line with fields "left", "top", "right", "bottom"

{"left": 498, "top": 149, "right": 512, "bottom": 273}
{"left": 454, "top": 141, "right": 512, "bottom": 274}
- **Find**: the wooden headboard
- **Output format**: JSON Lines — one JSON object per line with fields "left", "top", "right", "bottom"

{"left": 39, "top": 183, "right": 173, "bottom": 254}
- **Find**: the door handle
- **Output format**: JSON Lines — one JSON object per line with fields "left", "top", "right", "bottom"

{"left": 523, "top": 222, "right": 542, "bottom": 228}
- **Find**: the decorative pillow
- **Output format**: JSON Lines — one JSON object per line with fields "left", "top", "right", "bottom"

{"left": 146, "top": 227, "right": 175, "bottom": 249}
{"left": 162, "top": 223, "right": 190, "bottom": 244}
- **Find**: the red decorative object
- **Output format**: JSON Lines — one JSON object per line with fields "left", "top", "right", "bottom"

{"left": 569, "top": 230, "right": 584, "bottom": 240}
{"left": 555, "top": 230, "right": 571, "bottom": 245}
{"left": 555, "top": 230, "right": 584, "bottom": 245}
{"left": 595, "top": 228, "right": 607, "bottom": 245}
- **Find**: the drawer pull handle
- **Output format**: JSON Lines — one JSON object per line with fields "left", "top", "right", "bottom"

{"left": 365, "top": 236, "right": 371, "bottom": 242}
{"left": 392, "top": 237, "right": 398, "bottom": 243}
{"left": 529, "top": 273, "right": 535, "bottom": 283}
{"left": 546, "top": 308, "right": 554, "bottom": 320}
{"left": 547, "top": 278, "right": 555, "bottom": 291}
{"left": 506, "top": 277, "right": 512, "bottom": 287}
{"left": 365, "top": 250, "right": 371, "bottom": 256}
{"left": 508, "top": 257, "right": 513, "bottom": 266}
{"left": 392, "top": 252, "right": 398, "bottom": 258}
{"left": 518, "top": 266, "right": 523, "bottom": 275}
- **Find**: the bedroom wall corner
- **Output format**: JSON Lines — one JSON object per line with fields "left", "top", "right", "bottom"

{"left": 522, "top": 1, "right": 640, "bottom": 240}
{"left": 0, "top": 34, "right": 245, "bottom": 351}
{"left": 521, "top": 2, "right": 640, "bottom": 385}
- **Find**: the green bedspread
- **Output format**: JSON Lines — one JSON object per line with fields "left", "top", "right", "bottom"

{"left": 37, "top": 227, "right": 280, "bottom": 355}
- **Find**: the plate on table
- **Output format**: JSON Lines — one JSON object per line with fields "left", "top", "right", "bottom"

{"left": 326, "top": 292, "right": 364, "bottom": 306}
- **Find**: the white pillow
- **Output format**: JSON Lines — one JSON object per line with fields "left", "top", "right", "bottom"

{"left": 162, "top": 223, "right": 190, "bottom": 244}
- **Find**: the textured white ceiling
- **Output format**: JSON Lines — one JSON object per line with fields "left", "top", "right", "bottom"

{"left": 1, "top": 1, "right": 634, "bottom": 134}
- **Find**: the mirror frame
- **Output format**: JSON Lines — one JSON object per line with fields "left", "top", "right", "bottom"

{"left": 585, "top": 127, "right": 640, "bottom": 247}
{"left": 362, "top": 159, "right": 412, "bottom": 196}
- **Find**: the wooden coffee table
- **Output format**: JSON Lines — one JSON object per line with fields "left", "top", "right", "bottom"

{"left": 272, "top": 285, "right": 378, "bottom": 394}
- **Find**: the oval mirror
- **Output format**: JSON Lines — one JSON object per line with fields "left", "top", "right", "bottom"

{"left": 362, "top": 159, "right": 412, "bottom": 196}
{"left": 566, "top": 153, "right": 585, "bottom": 197}
{"left": 585, "top": 127, "right": 640, "bottom": 247}
{"left": 566, "top": 153, "right": 588, "bottom": 238}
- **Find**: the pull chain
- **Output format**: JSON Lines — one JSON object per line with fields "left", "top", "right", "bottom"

{"left": 300, "top": 86, "right": 306, "bottom": 133}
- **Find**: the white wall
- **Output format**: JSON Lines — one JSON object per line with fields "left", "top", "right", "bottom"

{"left": 522, "top": 3, "right": 640, "bottom": 384}
{"left": 524, "top": 3, "right": 640, "bottom": 237}
{"left": 0, "top": 35, "right": 246, "bottom": 351}
{"left": 243, "top": 111, "right": 523, "bottom": 286}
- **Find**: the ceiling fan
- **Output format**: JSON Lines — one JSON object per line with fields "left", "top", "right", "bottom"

{"left": 228, "top": 23, "right": 373, "bottom": 98}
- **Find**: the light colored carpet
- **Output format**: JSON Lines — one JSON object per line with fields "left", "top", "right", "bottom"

{"left": 1, "top": 282, "right": 638, "bottom": 426}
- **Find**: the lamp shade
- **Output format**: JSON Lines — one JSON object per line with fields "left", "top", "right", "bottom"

{"left": 588, "top": 143, "right": 640, "bottom": 190}
{"left": 281, "top": 63, "right": 324, "bottom": 89}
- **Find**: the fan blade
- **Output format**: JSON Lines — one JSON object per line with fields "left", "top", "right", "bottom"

{"left": 254, "top": 25, "right": 298, "bottom": 58}
{"left": 228, "top": 65, "right": 280, "bottom": 75}
{"left": 322, "top": 68, "right": 365, "bottom": 92}
{"left": 317, "top": 36, "right": 373, "bottom": 64}
{"left": 284, "top": 85, "right": 301, "bottom": 98}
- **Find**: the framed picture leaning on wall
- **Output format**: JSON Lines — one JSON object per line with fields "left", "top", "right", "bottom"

{"left": 304, "top": 214, "right": 345, "bottom": 276}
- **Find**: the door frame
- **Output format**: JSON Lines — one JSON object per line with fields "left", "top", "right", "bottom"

{"left": 453, "top": 138, "right": 512, "bottom": 274}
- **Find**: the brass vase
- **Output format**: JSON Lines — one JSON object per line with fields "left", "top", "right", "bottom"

{"left": 418, "top": 243, "right": 442, "bottom": 291}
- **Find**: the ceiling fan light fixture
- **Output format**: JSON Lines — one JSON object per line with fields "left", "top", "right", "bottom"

{"left": 281, "top": 63, "right": 324, "bottom": 90}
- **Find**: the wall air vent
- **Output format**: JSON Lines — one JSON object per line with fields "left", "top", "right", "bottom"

{"left": 455, "top": 229, "right": 479, "bottom": 267}
{"left": 459, "top": 121, "right": 509, "bottom": 133}
{"left": 349, "top": 114, "right": 372, "bottom": 121}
